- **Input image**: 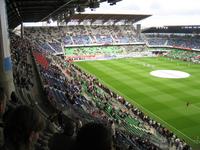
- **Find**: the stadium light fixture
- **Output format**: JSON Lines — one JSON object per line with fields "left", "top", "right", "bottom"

{"left": 107, "top": 0, "right": 122, "bottom": 5}
{"left": 76, "top": 5, "right": 85, "bottom": 12}
{"left": 69, "top": 9, "right": 75, "bottom": 16}
{"left": 89, "top": 0, "right": 100, "bottom": 9}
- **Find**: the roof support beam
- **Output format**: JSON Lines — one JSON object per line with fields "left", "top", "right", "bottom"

{"left": 40, "top": 0, "right": 74, "bottom": 22}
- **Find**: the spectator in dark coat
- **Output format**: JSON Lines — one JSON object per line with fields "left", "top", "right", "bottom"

{"left": 0, "top": 87, "right": 7, "bottom": 146}
{"left": 10, "top": 92, "right": 18, "bottom": 104}
{"left": 0, "top": 87, "right": 7, "bottom": 116}
{"left": 48, "top": 119, "right": 76, "bottom": 150}
{"left": 1, "top": 105, "right": 45, "bottom": 150}
{"left": 75, "top": 122, "right": 113, "bottom": 150}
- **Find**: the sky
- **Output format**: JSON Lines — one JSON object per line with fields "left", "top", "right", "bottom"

{"left": 84, "top": 0, "right": 200, "bottom": 28}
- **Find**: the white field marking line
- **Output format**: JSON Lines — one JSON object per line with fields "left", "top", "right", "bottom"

{"left": 99, "top": 81, "right": 199, "bottom": 144}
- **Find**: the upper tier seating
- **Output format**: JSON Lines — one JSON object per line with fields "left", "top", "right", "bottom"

{"left": 146, "top": 34, "right": 200, "bottom": 49}
{"left": 24, "top": 25, "right": 141, "bottom": 54}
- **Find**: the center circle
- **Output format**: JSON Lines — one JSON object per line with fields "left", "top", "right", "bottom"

{"left": 150, "top": 70, "right": 190, "bottom": 79}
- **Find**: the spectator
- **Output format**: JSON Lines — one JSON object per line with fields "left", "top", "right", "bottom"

{"left": 75, "top": 122, "right": 113, "bottom": 150}
{"left": 0, "top": 87, "right": 7, "bottom": 146}
{"left": 57, "top": 111, "right": 64, "bottom": 128}
{"left": 48, "top": 118, "right": 76, "bottom": 150}
{"left": 10, "top": 91, "right": 18, "bottom": 104}
{"left": 1, "top": 105, "right": 45, "bottom": 150}
{"left": 0, "top": 87, "right": 7, "bottom": 117}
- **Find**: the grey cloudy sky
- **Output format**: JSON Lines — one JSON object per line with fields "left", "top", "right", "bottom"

{"left": 85, "top": 0, "right": 200, "bottom": 27}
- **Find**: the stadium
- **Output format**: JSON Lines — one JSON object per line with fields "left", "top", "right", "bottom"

{"left": 0, "top": 0, "right": 200, "bottom": 150}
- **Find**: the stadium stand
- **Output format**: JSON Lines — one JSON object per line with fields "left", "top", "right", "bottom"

{"left": 145, "top": 34, "right": 200, "bottom": 49}
{"left": 1, "top": 0, "right": 196, "bottom": 148}
{"left": 24, "top": 24, "right": 144, "bottom": 54}
{"left": 7, "top": 21, "right": 199, "bottom": 150}
{"left": 166, "top": 49, "right": 200, "bottom": 63}
{"left": 64, "top": 45, "right": 155, "bottom": 61}
{"left": 0, "top": 29, "right": 193, "bottom": 150}
{"left": 34, "top": 35, "right": 193, "bottom": 149}
{"left": 31, "top": 34, "right": 164, "bottom": 149}
{"left": 144, "top": 26, "right": 200, "bottom": 50}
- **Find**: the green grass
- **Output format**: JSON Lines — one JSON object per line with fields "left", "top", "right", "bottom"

{"left": 75, "top": 57, "right": 200, "bottom": 149}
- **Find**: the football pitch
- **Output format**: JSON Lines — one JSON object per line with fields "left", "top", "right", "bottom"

{"left": 75, "top": 57, "right": 200, "bottom": 149}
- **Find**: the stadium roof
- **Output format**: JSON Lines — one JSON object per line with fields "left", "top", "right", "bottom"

{"left": 64, "top": 13, "right": 151, "bottom": 24}
{"left": 142, "top": 25, "right": 200, "bottom": 34}
{"left": 6, "top": 0, "right": 114, "bottom": 29}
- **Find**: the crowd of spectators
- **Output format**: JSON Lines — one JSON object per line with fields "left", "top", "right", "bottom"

{"left": 147, "top": 38, "right": 167, "bottom": 46}
{"left": 35, "top": 45, "right": 191, "bottom": 150}
{"left": 43, "top": 39, "right": 196, "bottom": 149}
{"left": 49, "top": 42, "right": 63, "bottom": 53}
{"left": 0, "top": 34, "right": 115, "bottom": 150}
{"left": 146, "top": 34, "right": 200, "bottom": 49}
{"left": 0, "top": 94, "right": 112, "bottom": 150}
{"left": 64, "top": 45, "right": 154, "bottom": 61}
{"left": 24, "top": 25, "right": 142, "bottom": 53}
{"left": 33, "top": 46, "right": 164, "bottom": 149}
{"left": 65, "top": 46, "right": 123, "bottom": 59}
{"left": 166, "top": 49, "right": 200, "bottom": 63}
{"left": 71, "top": 65, "right": 192, "bottom": 150}
{"left": 1, "top": 105, "right": 45, "bottom": 150}
{"left": 1, "top": 32, "right": 193, "bottom": 150}
{"left": 10, "top": 34, "right": 34, "bottom": 90}
{"left": 24, "top": 26, "right": 200, "bottom": 56}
